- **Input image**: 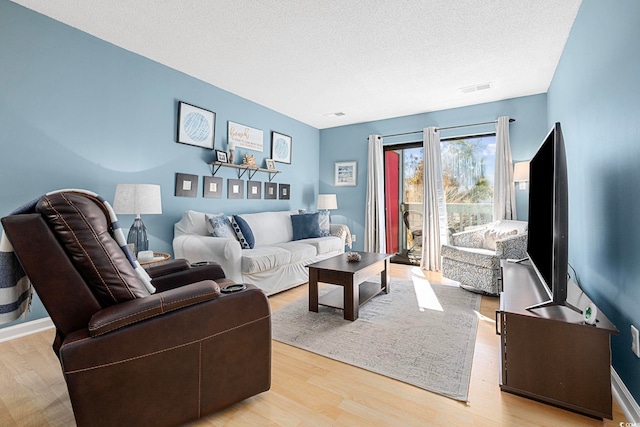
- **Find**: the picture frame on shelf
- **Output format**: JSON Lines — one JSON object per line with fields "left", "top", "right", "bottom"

{"left": 203, "top": 176, "right": 223, "bottom": 198}
{"left": 175, "top": 173, "right": 198, "bottom": 197}
{"left": 247, "top": 181, "right": 262, "bottom": 199}
{"left": 278, "top": 183, "right": 290, "bottom": 200}
{"left": 177, "top": 102, "right": 215, "bottom": 149}
{"left": 215, "top": 150, "right": 228, "bottom": 163}
{"left": 264, "top": 182, "right": 277, "bottom": 199}
{"left": 227, "top": 179, "right": 244, "bottom": 199}
{"left": 271, "top": 131, "right": 292, "bottom": 164}
{"left": 265, "top": 159, "right": 276, "bottom": 171}
{"left": 334, "top": 161, "right": 357, "bottom": 186}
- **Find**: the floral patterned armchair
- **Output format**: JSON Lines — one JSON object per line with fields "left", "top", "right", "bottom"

{"left": 441, "top": 220, "right": 528, "bottom": 295}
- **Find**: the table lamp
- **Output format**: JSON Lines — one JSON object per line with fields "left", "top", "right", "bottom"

{"left": 513, "top": 161, "right": 530, "bottom": 190}
{"left": 113, "top": 184, "right": 162, "bottom": 255}
{"left": 317, "top": 194, "right": 338, "bottom": 221}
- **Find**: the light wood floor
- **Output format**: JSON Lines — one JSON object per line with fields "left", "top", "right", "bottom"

{"left": 0, "top": 264, "right": 627, "bottom": 426}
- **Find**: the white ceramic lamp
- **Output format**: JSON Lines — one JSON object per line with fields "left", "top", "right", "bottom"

{"left": 317, "top": 194, "right": 338, "bottom": 222}
{"left": 513, "top": 161, "right": 530, "bottom": 190}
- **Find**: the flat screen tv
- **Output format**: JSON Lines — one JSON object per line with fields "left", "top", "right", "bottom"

{"left": 526, "top": 122, "right": 580, "bottom": 313}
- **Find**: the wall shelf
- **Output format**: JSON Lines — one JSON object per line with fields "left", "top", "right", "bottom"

{"left": 208, "top": 161, "right": 281, "bottom": 181}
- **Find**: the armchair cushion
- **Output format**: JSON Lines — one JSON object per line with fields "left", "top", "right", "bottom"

{"left": 36, "top": 192, "right": 150, "bottom": 306}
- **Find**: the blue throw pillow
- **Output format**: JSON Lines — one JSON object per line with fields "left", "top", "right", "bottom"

{"left": 205, "top": 213, "right": 236, "bottom": 239}
{"left": 231, "top": 215, "right": 255, "bottom": 249}
{"left": 291, "top": 212, "right": 322, "bottom": 241}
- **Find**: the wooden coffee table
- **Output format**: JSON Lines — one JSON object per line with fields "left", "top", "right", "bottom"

{"left": 308, "top": 252, "right": 392, "bottom": 321}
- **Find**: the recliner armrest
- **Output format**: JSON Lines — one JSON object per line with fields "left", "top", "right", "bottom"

{"left": 144, "top": 258, "right": 191, "bottom": 277}
{"left": 88, "top": 280, "right": 221, "bottom": 337}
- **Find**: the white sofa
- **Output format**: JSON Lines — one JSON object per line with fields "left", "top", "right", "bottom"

{"left": 173, "top": 210, "right": 348, "bottom": 295}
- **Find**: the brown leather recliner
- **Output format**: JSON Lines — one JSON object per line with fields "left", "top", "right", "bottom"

{"left": 1, "top": 192, "right": 271, "bottom": 427}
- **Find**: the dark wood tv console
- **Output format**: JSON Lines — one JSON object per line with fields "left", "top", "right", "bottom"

{"left": 498, "top": 260, "right": 618, "bottom": 419}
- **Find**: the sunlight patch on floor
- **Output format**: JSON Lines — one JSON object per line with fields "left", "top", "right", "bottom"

{"left": 410, "top": 271, "right": 443, "bottom": 312}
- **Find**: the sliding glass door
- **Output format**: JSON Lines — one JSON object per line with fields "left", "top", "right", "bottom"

{"left": 384, "top": 134, "right": 496, "bottom": 265}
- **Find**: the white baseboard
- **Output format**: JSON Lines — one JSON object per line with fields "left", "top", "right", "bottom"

{"left": 0, "top": 317, "right": 54, "bottom": 343}
{"left": 612, "top": 366, "right": 640, "bottom": 423}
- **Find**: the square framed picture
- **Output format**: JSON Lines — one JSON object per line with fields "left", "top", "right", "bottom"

{"left": 175, "top": 173, "right": 198, "bottom": 197}
{"left": 335, "top": 161, "right": 357, "bottom": 186}
{"left": 227, "top": 179, "right": 244, "bottom": 199}
{"left": 247, "top": 181, "right": 262, "bottom": 199}
{"left": 203, "top": 176, "right": 223, "bottom": 198}
{"left": 278, "top": 183, "right": 290, "bottom": 200}
{"left": 264, "top": 182, "right": 277, "bottom": 200}
{"left": 215, "top": 150, "right": 228, "bottom": 163}
{"left": 177, "top": 102, "right": 215, "bottom": 149}
{"left": 265, "top": 159, "right": 276, "bottom": 171}
{"left": 271, "top": 131, "right": 292, "bottom": 164}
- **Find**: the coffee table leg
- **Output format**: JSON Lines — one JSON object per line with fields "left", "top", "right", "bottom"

{"left": 344, "top": 275, "right": 358, "bottom": 321}
{"left": 309, "top": 268, "right": 319, "bottom": 313}
{"left": 381, "top": 258, "right": 390, "bottom": 294}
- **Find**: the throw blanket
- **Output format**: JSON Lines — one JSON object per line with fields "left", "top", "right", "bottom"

{"left": 0, "top": 189, "right": 155, "bottom": 325}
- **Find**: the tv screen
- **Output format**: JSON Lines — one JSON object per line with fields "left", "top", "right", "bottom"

{"left": 526, "top": 122, "right": 578, "bottom": 313}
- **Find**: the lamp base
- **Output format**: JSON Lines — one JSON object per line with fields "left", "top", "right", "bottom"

{"left": 127, "top": 217, "right": 149, "bottom": 255}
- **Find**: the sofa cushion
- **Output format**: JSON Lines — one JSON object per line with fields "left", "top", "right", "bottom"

{"left": 291, "top": 213, "right": 322, "bottom": 240}
{"left": 237, "top": 210, "right": 297, "bottom": 246}
{"left": 300, "top": 236, "right": 342, "bottom": 255}
{"left": 232, "top": 215, "right": 255, "bottom": 249}
{"left": 241, "top": 247, "right": 292, "bottom": 274}
{"left": 274, "top": 241, "right": 318, "bottom": 263}
{"left": 441, "top": 244, "right": 499, "bottom": 269}
{"left": 205, "top": 213, "right": 236, "bottom": 239}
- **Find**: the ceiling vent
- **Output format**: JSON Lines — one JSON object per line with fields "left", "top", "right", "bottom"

{"left": 460, "top": 82, "right": 492, "bottom": 94}
{"left": 324, "top": 112, "right": 346, "bottom": 118}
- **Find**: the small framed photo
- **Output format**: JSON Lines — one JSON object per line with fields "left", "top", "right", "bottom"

{"left": 335, "top": 161, "right": 357, "bottom": 186}
{"left": 227, "top": 179, "right": 244, "bottom": 199}
{"left": 278, "top": 183, "right": 290, "bottom": 200}
{"left": 215, "top": 150, "right": 228, "bottom": 163}
{"left": 264, "top": 182, "right": 277, "bottom": 200}
{"left": 247, "top": 181, "right": 262, "bottom": 199}
{"left": 203, "top": 176, "right": 222, "bottom": 198}
{"left": 271, "top": 131, "right": 292, "bottom": 164}
{"left": 265, "top": 159, "right": 276, "bottom": 171}
{"left": 175, "top": 173, "right": 198, "bottom": 197}
{"left": 177, "top": 102, "right": 215, "bottom": 149}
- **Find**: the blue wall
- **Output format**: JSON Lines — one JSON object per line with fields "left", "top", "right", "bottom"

{"left": 319, "top": 94, "right": 548, "bottom": 250}
{"left": 0, "top": 1, "right": 319, "bottom": 328}
{"left": 547, "top": 0, "right": 640, "bottom": 404}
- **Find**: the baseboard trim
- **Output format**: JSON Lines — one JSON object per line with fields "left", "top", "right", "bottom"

{"left": 612, "top": 366, "right": 640, "bottom": 423}
{"left": 0, "top": 317, "right": 54, "bottom": 343}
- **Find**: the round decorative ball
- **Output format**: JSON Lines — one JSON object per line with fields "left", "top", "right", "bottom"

{"left": 346, "top": 252, "right": 361, "bottom": 262}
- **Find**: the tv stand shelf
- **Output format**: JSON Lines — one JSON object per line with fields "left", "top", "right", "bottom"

{"left": 498, "top": 260, "right": 618, "bottom": 420}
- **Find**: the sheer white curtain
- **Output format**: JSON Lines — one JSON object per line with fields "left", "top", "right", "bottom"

{"left": 493, "top": 116, "right": 516, "bottom": 221}
{"left": 420, "top": 127, "right": 447, "bottom": 271}
{"left": 364, "top": 134, "right": 386, "bottom": 253}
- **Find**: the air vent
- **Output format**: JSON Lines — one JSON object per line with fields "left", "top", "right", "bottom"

{"left": 324, "top": 112, "right": 346, "bottom": 118}
{"left": 460, "top": 82, "right": 492, "bottom": 94}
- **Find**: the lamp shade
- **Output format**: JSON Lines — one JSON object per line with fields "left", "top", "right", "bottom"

{"left": 113, "top": 184, "right": 162, "bottom": 215}
{"left": 513, "top": 161, "right": 530, "bottom": 182}
{"left": 317, "top": 194, "right": 338, "bottom": 210}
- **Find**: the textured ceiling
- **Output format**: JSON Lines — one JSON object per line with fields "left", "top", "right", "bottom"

{"left": 11, "top": 0, "right": 582, "bottom": 129}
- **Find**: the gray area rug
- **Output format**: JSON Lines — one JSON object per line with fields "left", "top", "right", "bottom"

{"left": 272, "top": 278, "right": 481, "bottom": 401}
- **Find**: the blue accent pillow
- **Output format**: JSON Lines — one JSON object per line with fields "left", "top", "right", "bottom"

{"left": 231, "top": 215, "right": 255, "bottom": 249}
{"left": 291, "top": 212, "right": 322, "bottom": 241}
{"left": 205, "top": 213, "right": 236, "bottom": 239}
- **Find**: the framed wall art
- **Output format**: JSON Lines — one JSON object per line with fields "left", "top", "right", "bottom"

{"left": 227, "top": 179, "right": 244, "bottom": 199}
{"left": 228, "top": 121, "right": 263, "bottom": 152}
{"left": 175, "top": 173, "right": 198, "bottom": 197}
{"left": 177, "top": 102, "right": 215, "bottom": 149}
{"left": 264, "top": 182, "right": 277, "bottom": 200}
{"left": 247, "top": 181, "right": 262, "bottom": 199}
{"left": 203, "top": 176, "right": 223, "bottom": 198}
{"left": 265, "top": 159, "right": 276, "bottom": 171}
{"left": 215, "top": 150, "right": 228, "bottom": 163}
{"left": 271, "top": 131, "right": 292, "bottom": 164}
{"left": 278, "top": 183, "right": 290, "bottom": 200}
{"left": 335, "top": 161, "right": 357, "bottom": 186}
